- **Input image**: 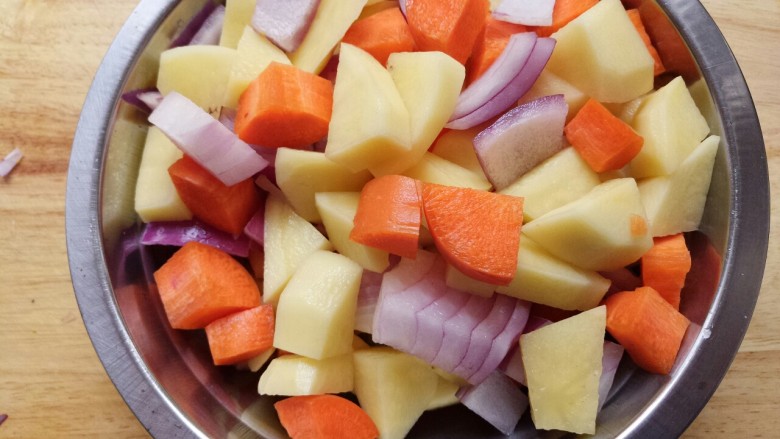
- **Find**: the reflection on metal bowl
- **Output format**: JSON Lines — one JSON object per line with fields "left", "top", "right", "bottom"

{"left": 65, "top": 0, "right": 769, "bottom": 437}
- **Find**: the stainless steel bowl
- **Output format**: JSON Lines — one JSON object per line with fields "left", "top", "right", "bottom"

{"left": 66, "top": 0, "right": 769, "bottom": 437}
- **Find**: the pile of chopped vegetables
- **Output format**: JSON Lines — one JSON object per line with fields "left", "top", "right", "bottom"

{"left": 124, "top": 0, "right": 721, "bottom": 437}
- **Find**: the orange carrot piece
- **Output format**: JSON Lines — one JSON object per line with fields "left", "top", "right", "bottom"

{"left": 342, "top": 7, "right": 416, "bottom": 66}
{"left": 406, "top": 0, "right": 490, "bottom": 65}
{"left": 422, "top": 183, "right": 523, "bottom": 285}
{"left": 641, "top": 234, "right": 691, "bottom": 310}
{"left": 169, "top": 156, "right": 262, "bottom": 236}
{"left": 153, "top": 241, "right": 261, "bottom": 329}
{"left": 627, "top": 9, "right": 665, "bottom": 76}
{"left": 536, "top": 0, "right": 599, "bottom": 37}
{"left": 605, "top": 286, "right": 690, "bottom": 374}
{"left": 235, "top": 62, "right": 333, "bottom": 148}
{"left": 564, "top": 98, "right": 644, "bottom": 173}
{"left": 350, "top": 175, "right": 422, "bottom": 259}
{"left": 275, "top": 395, "right": 379, "bottom": 439}
{"left": 466, "top": 16, "right": 527, "bottom": 84}
{"left": 205, "top": 304, "right": 275, "bottom": 365}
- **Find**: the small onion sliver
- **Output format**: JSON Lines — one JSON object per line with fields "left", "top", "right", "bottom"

{"left": 0, "top": 147, "right": 23, "bottom": 177}
{"left": 355, "top": 270, "right": 383, "bottom": 334}
{"left": 189, "top": 4, "right": 226, "bottom": 46}
{"left": 493, "top": 0, "right": 555, "bottom": 26}
{"left": 399, "top": 0, "right": 407, "bottom": 17}
{"left": 169, "top": 0, "right": 219, "bottom": 48}
{"left": 251, "top": 0, "right": 321, "bottom": 53}
{"left": 598, "top": 341, "right": 625, "bottom": 410}
{"left": 140, "top": 220, "right": 251, "bottom": 257}
{"left": 243, "top": 203, "right": 266, "bottom": 246}
{"left": 149, "top": 92, "right": 269, "bottom": 186}
{"left": 448, "top": 32, "right": 538, "bottom": 121}
{"left": 446, "top": 37, "right": 556, "bottom": 130}
{"left": 457, "top": 371, "right": 529, "bottom": 435}
{"left": 121, "top": 88, "right": 163, "bottom": 113}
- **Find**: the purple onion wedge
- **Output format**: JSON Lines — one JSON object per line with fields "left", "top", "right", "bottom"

{"left": 355, "top": 270, "right": 383, "bottom": 334}
{"left": 493, "top": 0, "right": 555, "bottom": 26}
{"left": 252, "top": 0, "right": 321, "bottom": 53}
{"left": 121, "top": 88, "right": 163, "bottom": 113}
{"left": 598, "top": 341, "right": 625, "bottom": 410}
{"left": 149, "top": 92, "right": 269, "bottom": 186}
{"left": 409, "top": 281, "right": 471, "bottom": 363}
{"left": 169, "top": 0, "right": 219, "bottom": 48}
{"left": 468, "top": 298, "right": 531, "bottom": 384}
{"left": 449, "top": 32, "right": 538, "bottom": 122}
{"left": 140, "top": 220, "right": 251, "bottom": 257}
{"left": 473, "top": 93, "right": 568, "bottom": 190}
{"left": 189, "top": 4, "right": 226, "bottom": 46}
{"left": 447, "top": 37, "right": 556, "bottom": 130}
{"left": 430, "top": 294, "right": 496, "bottom": 373}
{"left": 457, "top": 371, "right": 529, "bottom": 435}
{"left": 453, "top": 294, "right": 516, "bottom": 379}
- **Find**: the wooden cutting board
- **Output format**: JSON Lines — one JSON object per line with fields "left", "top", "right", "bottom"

{"left": 0, "top": 0, "right": 777, "bottom": 437}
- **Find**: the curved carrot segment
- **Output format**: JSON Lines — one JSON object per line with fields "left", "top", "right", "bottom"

{"left": 421, "top": 183, "right": 523, "bottom": 285}
{"left": 235, "top": 62, "right": 333, "bottom": 148}
{"left": 406, "top": 0, "right": 489, "bottom": 65}
{"left": 641, "top": 233, "right": 691, "bottom": 309}
{"left": 153, "top": 241, "right": 261, "bottom": 329}
{"left": 275, "top": 394, "right": 379, "bottom": 439}
{"left": 342, "top": 7, "right": 416, "bottom": 66}
{"left": 605, "top": 286, "right": 690, "bottom": 374}
{"left": 205, "top": 304, "right": 275, "bottom": 365}
{"left": 169, "top": 156, "right": 262, "bottom": 237}
{"left": 350, "top": 175, "right": 422, "bottom": 259}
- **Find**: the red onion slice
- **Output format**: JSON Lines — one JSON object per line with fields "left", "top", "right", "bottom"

{"left": 252, "top": 0, "right": 322, "bottom": 53}
{"left": 399, "top": 0, "right": 408, "bottom": 17}
{"left": 430, "top": 294, "right": 496, "bottom": 373}
{"left": 355, "top": 270, "right": 383, "bottom": 334}
{"left": 410, "top": 283, "right": 471, "bottom": 363}
{"left": 493, "top": 0, "right": 555, "bottom": 26}
{"left": 149, "top": 92, "right": 269, "bottom": 186}
{"left": 0, "top": 148, "right": 23, "bottom": 177}
{"left": 372, "top": 250, "right": 440, "bottom": 351}
{"left": 453, "top": 294, "right": 516, "bottom": 379}
{"left": 449, "top": 32, "right": 538, "bottom": 122}
{"left": 169, "top": 0, "right": 219, "bottom": 48}
{"left": 468, "top": 297, "right": 531, "bottom": 384}
{"left": 243, "top": 204, "right": 266, "bottom": 246}
{"left": 446, "top": 37, "right": 556, "bottom": 130}
{"left": 189, "top": 4, "right": 226, "bottom": 46}
{"left": 457, "top": 371, "right": 529, "bottom": 435}
{"left": 473, "top": 93, "right": 568, "bottom": 190}
{"left": 140, "top": 220, "right": 251, "bottom": 257}
{"left": 121, "top": 88, "right": 163, "bottom": 113}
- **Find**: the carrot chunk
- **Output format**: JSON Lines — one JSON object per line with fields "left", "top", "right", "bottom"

{"left": 421, "top": 183, "right": 523, "bottom": 285}
{"left": 536, "top": 0, "right": 599, "bottom": 37}
{"left": 627, "top": 9, "right": 666, "bottom": 76}
{"left": 169, "top": 156, "right": 262, "bottom": 236}
{"left": 235, "top": 62, "right": 333, "bottom": 148}
{"left": 564, "top": 98, "right": 644, "bottom": 173}
{"left": 350, "top": 175, "right": 422, "bottom": 259}
{"left": 466, "top": 16, "right": 527, "bottom": 85}
{"left": 342, "top": 7, "right": 416, "bottom": 66}
{"left": 205, "top": 304, "right": 275, "bottom": 365}
{"left": 605, "top": 286, "right": 690, "bottom": 374}
{"left": 641, "top": 233, "right": 691, "bottom": 309}
{"left": 153, "top": 241, "right": 261, "bottom": 329}
{"left": 406, "top": 0, "right": 490, "bottom": 65}
{"left": 275, "top": 394, "right": 379, "bottom": 439}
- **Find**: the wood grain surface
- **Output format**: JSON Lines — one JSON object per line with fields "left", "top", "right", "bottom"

{"left": 0, "top": 0, "right": 777, "bottom": 437}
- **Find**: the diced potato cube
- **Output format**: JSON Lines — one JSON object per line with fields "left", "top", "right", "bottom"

{"left": 219, "top": 0, "right": 256, "bottom": 49}
{"left": 134, "top": 127, "right": 192, "bottom": 222}
{"left": 223, "top": 26, "right": 290, "bottom": 108}
{"left": 257, "top": 352, "right": 353, "bottom": 395}
{"left": 157, "top": 45, "right": 235, "bottom": 116}
{"left": 403, "top": 152, "right": 492, "bottom": 191}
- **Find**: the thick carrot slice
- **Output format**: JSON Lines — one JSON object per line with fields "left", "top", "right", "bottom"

{"left": 235, "top": 62, "right": 333, "bottom": 148}
{"left": 536, "top": 0, "right": 599, "bottom": 37}
{"left": 466, "top": 16, "right": 527, "bottom": 85}
{"left": 350, "top": 175, "right": 422, "bottom": 259}
{"left": 406, "top": 0, "right": 490, "bottom": 65}
{"left": 641, "top": 233, "right": 691, "bottom": 309}
{"left": 342, "top": 7, "right": 416, "bottom": 66}
{"left": 627, "top": 9, "right": 665, "bottom": 76}
{"left": 605, "top": 286, "right": 690, "bottom": 374}
{"left": 153, "top": 241, "right": 261, "bottom": 329}
{"left": 168, "top": 156, "right": 262, "bottom": 236}
{"left": 564, "top": 98, "right": 644, "bottom": 173}
{"left": 275, "top": 394, "right": 379, "bottom": 439}
{"left": 422, "top": 183, "right": 523, "bottom": 285}
{"left": 205, "top": 304, "right": 275, "bottom": 365}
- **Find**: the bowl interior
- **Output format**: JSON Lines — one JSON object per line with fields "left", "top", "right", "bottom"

{"left": 66, "top": 0, "right": 769, "bottom": 437}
